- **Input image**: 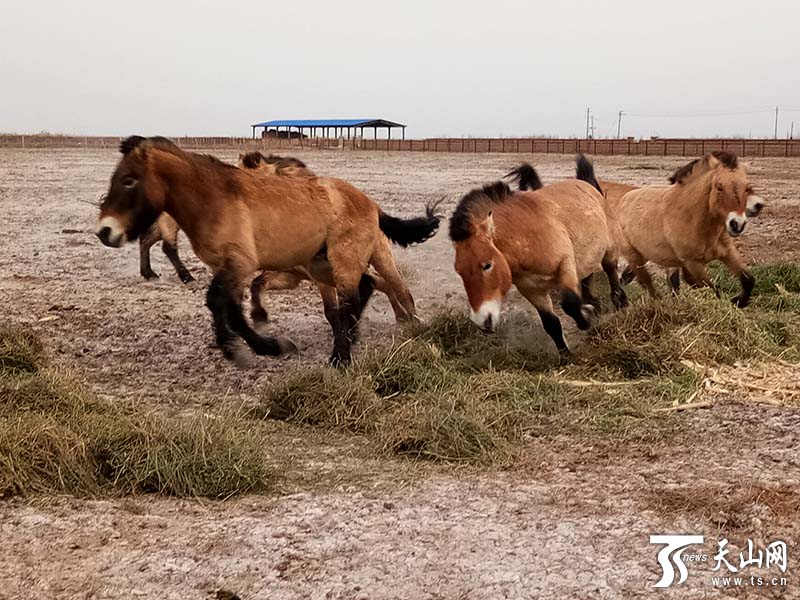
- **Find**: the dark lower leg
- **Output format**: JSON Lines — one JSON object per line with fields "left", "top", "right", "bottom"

{"left": 536, "top": 308, "right": 569, "bottom": 354}
{"left": 561, "top": 289, "right": 592, "bottom": 330}
{"left": 602, "top": 260, "right": 628, "bottom": 309}
{"left": 206, "top": 274, "right": 237, "bottom": 360}
{"left": 162, "top": 241, "right": 194, "bottom": 284}
{"left": 620, "top": 265, "right": 635, "bottom": 285}
{"left": 139, "top": 239, "right": 158, "bottom": 280}
{"left": 668, "top": 270, "right": 681, "bottom": 295}
{"left": 581, "top": 275, "right": 600, "bottom": 311}
{"left": 329, "top": 275, "right": 374, "bottom": 367}
{"left": 733, "top": 271, "right": 755, "bottom": 308}
{"left": 682, "top": 267, "right": 700, "bottom": 288}
{"left": 249, "top": 273, "right": 269, "bottom": 323}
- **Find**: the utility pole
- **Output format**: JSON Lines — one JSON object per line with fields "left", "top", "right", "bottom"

{"left": 617, "top": 110, "right": 623, "bottom": 139}
{"left": 590, "top": 115, "right": 595, "bottom": 139}
{"left": 586, "top": 108, "right": 591, "bottom": 139}
{"left": 791, "top": 121, "right": 795, "bottom": 140}
{"left": 774, "top": 106, "right": 779, "bottom": 139}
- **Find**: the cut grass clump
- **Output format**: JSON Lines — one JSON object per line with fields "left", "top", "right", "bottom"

{"left": 260, "top": 315, "right": 687, "bottom": 465}
{"left": 711, "top": 262, "right": 800, "bottom": 298}
{"left": 0, "top": 323, "right": 271, "bottom": 499}
{"left": 582, "top": 290, "right": 799, "bottom": 377}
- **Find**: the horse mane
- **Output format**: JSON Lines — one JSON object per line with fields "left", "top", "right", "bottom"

{"left": 669, "top": 150, "right": 739, "bottom": 184}
{"left": 449, "top": 181, "right": 512, "bottom": 241}
{"left": 505, "top": 163, "right": 543, "bottom": 191}
{"left": 240, "top": 151, "right": 310, "bottom": 173}
{"left": 119, "top": 135, "right": 238, "bottom": 171}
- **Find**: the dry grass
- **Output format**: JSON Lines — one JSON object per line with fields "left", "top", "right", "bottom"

{"left": 260, "top": 263, "right": 800, "bottom": 466}
{"left": 0, "top": 324, "right": 273, "bottom": 499}
{"left": 643, "top": 483, "right": 800, "bottom": 531}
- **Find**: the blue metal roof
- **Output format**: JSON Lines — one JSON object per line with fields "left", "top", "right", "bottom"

{"left": 252, "top": 118, "right": 404, "bottom": 128}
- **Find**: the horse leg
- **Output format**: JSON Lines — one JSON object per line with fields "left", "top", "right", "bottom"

{"left": 517, "top": 286, "right": 570, "bottom": 357}
{"left": 206, "top": 258, "right": 296, "bottom": 365}
{"left": 251, "top": 269, "right": 309, "bottom": 325}
{"left": 620, "top": 265, "right": 636, "bottom": 285}
{"left": 314, "top": 282, "right": 339, "bottom": 332}
{"left": 681, "top": 261, "right": 719, "bottom": 297}
{"left": 158, "top": 218, "right": 194, "bottom": 284}
{"left": 580, "top": 275, "right": 601, "bottom": 313}
{"left": 327, "top": 271, "right": 375, "bottom": 367}
{"left": 139, "top": 225, "right": 160, "bottom": 280}
{"left": 717, "top": 243, "right": 755, "bottom": 308}
{"left": 602, "top": 255, "right": 628, "bottom": 310}
{"left": 668, "top": 269, "right": 681, "bottom": 295}
{"left": 681, "top": 266, "right": 700, "bottom": 288}
{"left": 368, "top": 238, "right": 417, "bottom": 323}
{"left": 556, "top": 260, "right": 595, "bottom": 330}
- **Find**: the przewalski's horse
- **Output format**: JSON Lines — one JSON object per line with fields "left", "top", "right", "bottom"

{"left": 237, "top": 151, "right": 442, "bottom": 326}
{"left": 450, "top": 157, "right": 627, "bottom": 355}
{"left": 136, "top": 153, "right": 311, "bottom": 285}
{"left": 614, "top": 151, "right": 766, "bottom": 292}
{"left": 612, "top": 151, "right": 756, "bottom": 307}
{"left": 95, "top": 136, "right": 439, "bottom": 366}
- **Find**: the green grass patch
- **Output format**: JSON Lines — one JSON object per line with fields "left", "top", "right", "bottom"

{"left": 0, "top": 324, "right": 272, "bottom": 499}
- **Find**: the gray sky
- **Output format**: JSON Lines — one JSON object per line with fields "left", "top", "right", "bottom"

{"left": 2, "top": 0, "right": 798, "bottom": 139}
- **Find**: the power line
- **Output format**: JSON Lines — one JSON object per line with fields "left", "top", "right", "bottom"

{"left": 625, "top": 108, "right": 774, "bottom": 118}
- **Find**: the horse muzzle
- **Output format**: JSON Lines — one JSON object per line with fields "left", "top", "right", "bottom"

{"left": 94, "top": 216, "right": 127, "bottom": 248}
{"left": 726, "top": 213, "right": 747, "bottom": 237}
{"left": 470, "top": 299, "right": 501, "bottom": 333}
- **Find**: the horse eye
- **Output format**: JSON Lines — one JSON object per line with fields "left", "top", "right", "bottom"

{"left": 122, "top": 177, "right": 137, "bottom": 189}
{"left": 482, "top": 262, "right": 493, "bottom": 272}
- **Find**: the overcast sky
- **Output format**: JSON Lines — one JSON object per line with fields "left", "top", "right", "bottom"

{"left": 1, "top": 0, "right": 798, "bottom": 139}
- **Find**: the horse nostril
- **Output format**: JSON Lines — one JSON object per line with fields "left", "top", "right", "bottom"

{"left": 97, "top": 226, "right": 111, "bottom": 242}
{"left": 485, "top": 314, "right": 493, "bottom": 331}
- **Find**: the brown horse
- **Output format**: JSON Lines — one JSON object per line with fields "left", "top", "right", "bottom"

{"left": 95, "top": 136, "right": 439, "bottom": 366}
{"left": 450, "top": 157, "right": 626, "bottom": 354}
{"left": 613, "top": 152, "right": 766, "bottom": 292}
{"left": 237, "top": 151, "right": 440, "bottom": 326}
{"left": 611, "top": 151, "right": 756, "bottom": 307}
{"left": 135, "top": 153, "right": 311, "bottom": 285}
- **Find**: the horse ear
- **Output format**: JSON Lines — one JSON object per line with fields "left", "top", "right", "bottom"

{"left": 705, "top": 153, "right": 720, "bottom": 169}
{"left": 478, "top": 211, "right": 496, "bottom": 239}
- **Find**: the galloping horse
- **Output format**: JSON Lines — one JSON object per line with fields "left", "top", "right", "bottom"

{"left": 612, "top": 151, "right": 756, "bottom": 307}
{"left": 450, "top": 157, "right": 626, "bottom": 355}
{"left": 613, "top": 151, "right": 766, "bottom": 292}
{"left": 135, "top": 153, "right": 311, "bottom": 285}
{"left": 237, "top": 151, "right": 441, "bottom": 326}
{"left": 95, "top": 136, "right": 439, "bottom": 366}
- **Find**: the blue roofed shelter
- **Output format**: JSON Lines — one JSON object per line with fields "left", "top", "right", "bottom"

{"left": 250, "top": 118, "right": 406, "bottom": 141}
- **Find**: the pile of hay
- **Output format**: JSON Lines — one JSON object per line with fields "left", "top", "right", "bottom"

{"left": 0, "top": 324, "right": 272, "bottom": 498}
{"left": 260, "top": 263, "right": 800, "bottom": 465}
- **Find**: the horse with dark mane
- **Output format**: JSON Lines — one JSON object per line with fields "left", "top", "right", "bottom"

{"left": 237, "top": 151, "right": 440, "bottom": 326}
{"left": 611, "top": 151, "right": 757, "bottom": 306}
{"left": 450, "top": 156, "right": 626, "bottom": 355}
{"left": 95, "top": 136, "right": 439, "bottom": 366}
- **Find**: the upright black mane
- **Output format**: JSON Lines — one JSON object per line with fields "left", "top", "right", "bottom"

{"left": 669, "top": 150, "right": 739, "bottom": 184}
{"left": 505, "top": 163, "right": 543, "bottom": 191}
{"left": 448, "top": 181, "right": 512, "bottom": 241}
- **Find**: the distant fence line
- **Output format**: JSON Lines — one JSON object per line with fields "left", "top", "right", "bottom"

{"left": 2, "top": 134, "right": 799, "bottom": 157}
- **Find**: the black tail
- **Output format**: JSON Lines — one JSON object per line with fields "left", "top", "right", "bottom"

{"left": 379, "top": 200, "right": 443, "bottom": 247}
{"left": 575, "top": 154, "right": 602, "bottom": 194}
{"left": 505, "top": 163, "right": 544, "bottom": 191}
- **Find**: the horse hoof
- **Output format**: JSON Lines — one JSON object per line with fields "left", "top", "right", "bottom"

{"left": 227, "top": 340, "right": 254, "bottom": 368}
{"left": 179, "top": 273, "right": 195, "bottom": 284}
{"left": 141, "top": 271, "right": 159, "bottom": 281}
{"left": 731, "top": 295, "right": 750, "bottom": 309}
{"left": 579, "top": 304, "right": 596, "bottom": 329}
{"left": 276, "top": 337, "right": 298, "bottom": 355}
{"left": 329, "top": 353, "right": 351, "bottom": 368}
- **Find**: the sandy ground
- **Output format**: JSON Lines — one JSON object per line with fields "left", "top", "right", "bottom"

{"left": 1, "top": 148, "right": 799, "bottom": 598}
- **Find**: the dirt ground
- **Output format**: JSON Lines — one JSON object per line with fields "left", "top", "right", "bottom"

{"left": 1, "top": 148, "right": 799, "bottom": 599}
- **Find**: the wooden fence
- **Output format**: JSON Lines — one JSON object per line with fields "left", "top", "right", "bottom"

{"left": 2, "top": 134, "right": 799, "bottom": 157}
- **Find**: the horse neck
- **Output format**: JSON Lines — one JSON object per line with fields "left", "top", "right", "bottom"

{"left": 670, "top": 171, "right": 724, "bottom": 235}
{"left": 150, "top": 151, "right": 214, "bottom": 239}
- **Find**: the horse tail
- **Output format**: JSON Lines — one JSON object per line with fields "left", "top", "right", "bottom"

{"left": 576, "top": 154, "right": 602, "bottom": 194}
{"left": 378, "top": 199, "right": 443, "bottom": 247}
{"left": 505, "top": 163, "right": 543, "bottom": 191}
